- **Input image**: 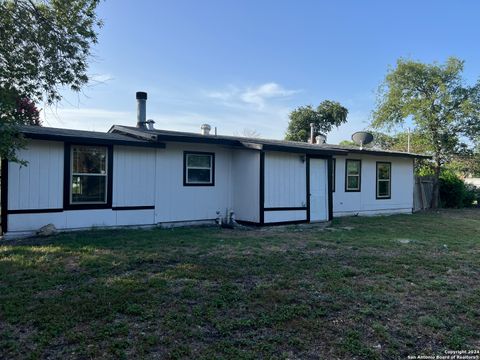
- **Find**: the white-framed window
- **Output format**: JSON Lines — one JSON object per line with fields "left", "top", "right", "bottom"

{"left": 70, "top": 145, "right": 108, "bottom": 204}
{"left": 345, "top": 159, "right": 361, "bottom": 192}
{"left": 184, "top": 152, "right": 215, "bottom": 186}
{"left": 376, "top": 162, "right": 391, "bottom": 199}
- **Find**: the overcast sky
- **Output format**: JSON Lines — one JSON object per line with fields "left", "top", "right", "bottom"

{"left": 42, "top": 0, "right": 480, "bottom": 144}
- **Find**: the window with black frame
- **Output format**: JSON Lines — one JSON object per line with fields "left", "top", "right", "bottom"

{"left": 376, "top": 162, "right": 391, "bottom": 199}
{"left": 184, "top": 152, "right": 215, "bottom": 186}
{"left": 70, "top": 146, "right": 108, "bottom": 204}
{"left": 345, "top": 159, "right": 361, "bottom": 192}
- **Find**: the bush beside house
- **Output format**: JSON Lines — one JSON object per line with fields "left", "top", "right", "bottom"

{"left": 439, "top": 171, "right": 479, "bottom": 208}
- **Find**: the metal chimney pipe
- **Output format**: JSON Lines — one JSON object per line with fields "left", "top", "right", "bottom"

{"left": 136, "top": 91, "right": 147, "bottom": 128}
{"left": 309, "top": 123, "right": 316, "bottom": 144}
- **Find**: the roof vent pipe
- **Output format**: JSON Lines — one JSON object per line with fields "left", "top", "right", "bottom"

{"left": 316, "top": 134, "right": 326, "bottom": 144}
{"left": 146, "top": 119, "right": 155, "bottom": 130}
{"left": 201, "top": 124, "right": 211, "bottom": 135}
{"left": 136, "top": 91, "right": 147, "bottom": 129}
{"left": 309, "top": 123, "right": 316, "bottom": 144}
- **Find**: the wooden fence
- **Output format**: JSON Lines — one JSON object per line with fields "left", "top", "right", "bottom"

{"left": 413, "top": 176, "right": 434, "bottom": 211}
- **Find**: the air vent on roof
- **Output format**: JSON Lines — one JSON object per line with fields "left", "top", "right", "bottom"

{"left": 315, "top": 134, "right": 326, "bottom": 144}
{"left": 201, "top": 124, "right": 211, "bottom": 135}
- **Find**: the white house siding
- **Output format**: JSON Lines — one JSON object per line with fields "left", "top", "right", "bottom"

{"left": 113, "top": 146, "right": 156, "bottom": 208}
{"left": 232, "top": 150, "right": 260, "bottom": 223}
{"left": 264, "top": 210, "right": 307, "bottom": 223}
{"left": 263, "top": 151, "right": 307, "bottom": 223}
{"left": 7, "top": 140, "right": 156, "bottom": 234}
{"left": 8, "top": 140, "right": 64, "bottom": 210}
{"left": 154, "top": 142, "right": 233, "bottom": 223}
{"left": 333, "top": 155, "right": 414, "bottom": 216}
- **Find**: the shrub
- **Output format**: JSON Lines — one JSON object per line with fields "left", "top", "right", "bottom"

{"left": 463, "top": 184, "right": 479, "bottom": 207}
{"left": 439, "top": 172, "right": 478, "bottom": 208}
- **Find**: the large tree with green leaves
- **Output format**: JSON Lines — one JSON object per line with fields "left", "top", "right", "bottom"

{"left": 371, "top": 57, "right": 480, "bottom": 208}
{"left": 0, "top": 0, "right": 102, "bottom": 163}
{"left": 285, "top": 100, "right": 348, "bottom": 142}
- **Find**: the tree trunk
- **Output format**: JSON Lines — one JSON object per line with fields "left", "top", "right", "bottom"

{"left": 431, "top": 158, "right": 441, "bottom": 209}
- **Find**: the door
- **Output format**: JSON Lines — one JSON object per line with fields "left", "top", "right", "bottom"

{"left": 309, "top": 158, "right": 328, "bottom": 221}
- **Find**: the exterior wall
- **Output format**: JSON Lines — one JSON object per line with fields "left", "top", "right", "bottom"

{"left": 232, "top": 150, "right": 260, "bottom": 223}
{"left": 6, "top": 140, "right": 157, "bottom": 234}
{"left": 8, "top": 140, "right": 64, "bottom": 210}
{"left": 154, "top": 142, "right": 233, "bottom": 223}
{"left": 113, "top": 146, "right": 156, "bottom": 207}
{"left": 333, "top": 155, "right": 414, "bottom": 216}
{"left": 263, "top": 151, "right": 307, "bottom": 223}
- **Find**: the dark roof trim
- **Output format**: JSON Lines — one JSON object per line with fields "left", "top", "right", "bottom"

{"left": 22, "top": 132, "right": 166, "bottom": 148}
{"left": 334, "top": 148, "right": 431, "bottom": 159}
{"left": 262, "top": 144, "right": 343, "bottom": 155}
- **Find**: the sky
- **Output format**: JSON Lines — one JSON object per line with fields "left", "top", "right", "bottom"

{"left": 42, "top": 0, "right": 480, "bottom": 144}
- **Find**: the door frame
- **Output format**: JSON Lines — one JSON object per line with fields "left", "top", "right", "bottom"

{"left": 306, "top": 155, "right": 333, "bottom": 222}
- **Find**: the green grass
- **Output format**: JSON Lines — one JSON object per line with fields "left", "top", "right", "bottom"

{"left": 1, "top": 209, "right": 479, "bottom": 359}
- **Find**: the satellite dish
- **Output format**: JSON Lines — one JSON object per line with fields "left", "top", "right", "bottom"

{"left": 351, "top": 131, "right": 374, "bottom": 150}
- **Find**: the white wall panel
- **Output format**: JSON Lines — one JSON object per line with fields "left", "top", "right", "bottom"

{"left": 113, "top": 146, "right": 155, "bottom": 207}
{"left": 264, "top": 210, "right": 307, "bottom": 223}
{"left": 154, "top": 143, "right": 233, "bottom": 223}
{"left": 8, "top": 140, "right": 63, "bottom": 210}
{"left": 264, "top": 152, "right": 307, "bottom": 208}
{"left": 333, "top": 155, "right": 414, "bottom": 216}
{"left": 116, "top": 209, "right": 155, "bottom": 226}
{"left": 232, "top": 150, "right": 260, "bottom": 222}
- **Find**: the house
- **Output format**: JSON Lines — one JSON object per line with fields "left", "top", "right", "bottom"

{"left": 0, "top": 92, "right": 428, "bottom": 238}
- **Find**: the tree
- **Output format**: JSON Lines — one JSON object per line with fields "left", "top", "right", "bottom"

{"left": 0, "top": 0, "right": 102, "bottom": 162}
{"left": 285, "top": 100, "right": 348, "bottom": 142}
{"left": 371, "top": 57, "right": 480, "bottom": 208}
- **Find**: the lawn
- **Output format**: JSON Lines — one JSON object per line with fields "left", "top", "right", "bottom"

{"left": 1, "top": 210, "right": 479, "bottom": 359}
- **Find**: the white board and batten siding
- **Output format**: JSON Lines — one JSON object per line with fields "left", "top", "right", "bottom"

{"left": 8, "top": 140, "right": 64, "bottom": 211}
{"left": 332, "top": 155, "right": 414, "bottom": 216}
{"left": 113, "top": 146, "right": 156, "bottom": 225}
{"left": 7, "top": 141, "right": 158, "bottom": 232}
{"left": 263, "top": 152, "right": 307, "bottom": 223}
{"left": 232, "top": 150, "right": 260, "bottom": 223}
{"left": 154, "top": 142, "right": 233, "bottom": 224}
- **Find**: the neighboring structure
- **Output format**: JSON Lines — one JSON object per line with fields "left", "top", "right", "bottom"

{"left": 0, "top": 92, "right": 428, "bottom": 238}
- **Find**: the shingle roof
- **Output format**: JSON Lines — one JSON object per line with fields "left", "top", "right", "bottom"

{"left": 18, "top": 125, "right": 165, "bottom": 148}
{"left": 110, "top": 125, "right": 430, "bottom": 159}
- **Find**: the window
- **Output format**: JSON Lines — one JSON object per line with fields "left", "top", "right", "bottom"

{"left": 332, "top": 158, "right": 336, "bottom": 192}
{"left": 66, "top": 145, "right": 112, "bottom": 207}
{"left": 345, "top": 159, "right": 361, "bottom": 192}
{"left": 184, "top": 152, "right": 215, "bottom": 186}
{"left": 376, "top": 162, "right": 391, "bottom": 199}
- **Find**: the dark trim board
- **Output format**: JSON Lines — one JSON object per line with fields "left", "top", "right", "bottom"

{"left": 112, "top": 206, "right": 155, "bottom": 211}
{"left": 8, "top": 208, "right": 63, "bottom": 214}
{"left": 306, "top": 157, "right": 310, "bottom": 222}
{"left": 327, "top": 158, "right": 334, "bottom": 221}
{"left": 259, "top": 151, "right": 265, "bottom": 225}
{"left": 7, "top": 206, "right": 155, "bottom": 215}
{"left": 264, "top": 207, "right": 307, "bottom": 211}
{"left": 236, "top": 220, "right": 261, "bottom": 227}
{"left": 23, "top": 132, "right": 166, "bottom": 148}
{"left": 1, "top": 159, "right": 8, "bottom": 234}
